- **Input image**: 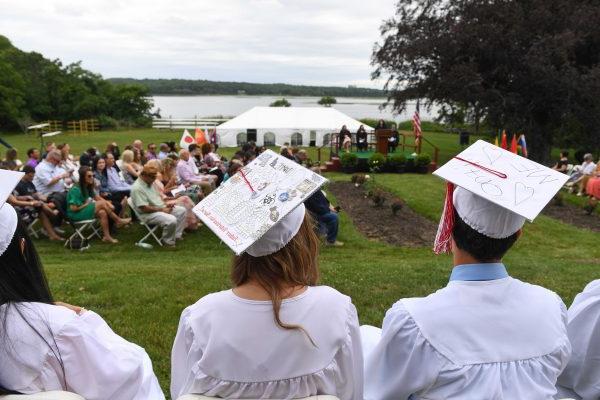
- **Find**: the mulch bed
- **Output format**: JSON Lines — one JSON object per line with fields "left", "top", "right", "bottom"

{"left": 327, "top": 182, "right": 437, "bottom": 247}
{"left": 542, "top": 200, "right": 600, "bottom": 233}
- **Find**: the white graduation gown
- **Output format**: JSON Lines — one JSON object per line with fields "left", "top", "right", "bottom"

{"left": 557, "top": 279, "right": 600, "bottom": 400}
{"left": 0, "top": 302, "right": 165, "bottom": 400}
{"left": 363, "top": 274, "right": 571, "bottom": 400}
{"left": 171, "top": 286, "right": 363, "bottom": 400}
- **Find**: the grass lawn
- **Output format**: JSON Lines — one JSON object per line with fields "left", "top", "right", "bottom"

{"left": 2, "top": 128, "right": 598, "bottom": 397}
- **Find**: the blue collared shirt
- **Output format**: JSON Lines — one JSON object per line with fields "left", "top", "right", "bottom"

{"left": 449, "top": 263, "right": 509, "bottom": 282}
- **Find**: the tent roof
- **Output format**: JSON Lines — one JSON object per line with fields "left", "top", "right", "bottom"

{"left": 217, "top": 106, "right": 373, "bottom": 131}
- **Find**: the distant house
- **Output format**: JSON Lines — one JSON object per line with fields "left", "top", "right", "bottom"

{"left": 216, "top": 106, "right": 373, "bottom": 147}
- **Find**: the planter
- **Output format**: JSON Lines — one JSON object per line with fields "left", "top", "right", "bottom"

{"left": 356, "top": 158, "right": 370, "bottom": 173}
{"left": 341, "top": 165, "right": 356, "bottom": 174}
{"left": 417, "top": 165, "right": 429, "bottom": 174}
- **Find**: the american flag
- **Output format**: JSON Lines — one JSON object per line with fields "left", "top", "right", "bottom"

{"left": 413, "top": 100, "right": 422, "bottom": 138}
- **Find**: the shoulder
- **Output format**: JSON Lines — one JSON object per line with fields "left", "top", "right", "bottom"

{"left": 8, "top": 302, "right": 79, "bottom": 336}
{"left": 181, "top": 290, "right": 234, "bottom": 321}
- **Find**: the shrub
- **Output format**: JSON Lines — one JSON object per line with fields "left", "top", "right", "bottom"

{"left": 368, "top": 152, "right": 386, "bottom": 172}
{"left": 98, "top": 115, "right": 119, "bottom": 130}
{"left": 388, "top": 153, "right": 407, "bottom": 165}
{"left": 270, "top": 98, "right": 291, "bottom": 107}
{"left": 416, "top": 153, "right": 431, "bottom": 167}
{"left": 340, "top": 152, "right": 358, "bottom": 167}
{"left": 318, "top": 96, "right": 337, "bottom": 107}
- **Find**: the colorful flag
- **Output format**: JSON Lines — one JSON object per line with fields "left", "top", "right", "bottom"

{"left": 519, "top": 134, "right": 528, "bottom": 158}
{"left": 195, "top": 127, "right": 207, "bottom": 145}
{"left": 179, "top": 129, "right": 195, "bottom": 150}
{"left": 510, "top": 134, "right": 518, "bottom": 154}
{"left": 413, "top": 100, "right": 422, "bottom": 138}
{"left": 500, "top": 130, "right": 508, "bottom": 150}
{"left": 494, "top": 136, "right": 499, "bottom": 147}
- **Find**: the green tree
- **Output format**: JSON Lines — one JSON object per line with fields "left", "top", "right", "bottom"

{"left": 318, "top": 96, "right": 337, "bottom": 107}
{"left": 270, "top": 98, "right": 291, "bottom": 107}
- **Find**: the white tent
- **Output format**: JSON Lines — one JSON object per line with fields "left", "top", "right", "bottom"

{"left": 216, "top": 106, "right": 374, "bottom": 147}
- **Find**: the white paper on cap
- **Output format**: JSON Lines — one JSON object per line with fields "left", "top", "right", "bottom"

{"left": 433, "top": 140, "right": 568, "bottom": 221}
{"left": 192, "top": 150, "right": 327, "bottom": 255}
{"left": 0, "top": 170, "right": 24, "bottom": 209}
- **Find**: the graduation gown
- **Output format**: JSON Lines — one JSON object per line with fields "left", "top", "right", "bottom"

{"left": 362, "top": 264, "right": 571, "bottom": 400}
{"left": 557, "top": 280, "right": 600, "bottom": 400}
{"left": 0, "top": 302, "right": 165, "bottom": 400}
{"left": 171, "top": 286, "right": 363, "bottom": 400}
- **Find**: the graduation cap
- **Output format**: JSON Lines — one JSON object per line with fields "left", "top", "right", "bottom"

{"left": 192, "top": 150, "right": 327, "bottom": 256}
{"left": 432, "top": 140, "right": 568, "bottom": 254}
{"left": 0, "top": 170, "right": 25, "bottom": 257}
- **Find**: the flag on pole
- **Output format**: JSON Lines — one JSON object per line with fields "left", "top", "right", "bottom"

{"left": 519, "top": 134, "right": 528, "bottom": 158}
{"left": 510, "top": 134, "right": 518, "bottom": 154}
{"left": 413, "top": 100, "right": 422, "bottom": 138}
{"left": 494, "top": 136, "right": 499, "bottom": 147}
{"left": 195, "top": 127, "right": 207, "bottom": 145}
{"left": 179, "top": 129, "right": 195, "bottom": 150}
{"left": 500, "top": 130, "right": 508, "bottom": 150}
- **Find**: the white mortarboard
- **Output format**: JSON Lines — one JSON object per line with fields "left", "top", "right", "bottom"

{"left": 432, "top": 140, "right": 568, "bottom": 254}
{"left": 0, "top": 170, "right": 25, "bottom": 257}
{"left": 192, "top": 150, "right": 327, "bottom": 256}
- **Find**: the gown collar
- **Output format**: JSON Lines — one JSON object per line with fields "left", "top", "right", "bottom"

{"left": 449, "top": 263, "right": 509, "bottom": 282}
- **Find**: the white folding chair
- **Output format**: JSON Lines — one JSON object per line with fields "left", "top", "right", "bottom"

{"left": 127, "top": 198, "right": 163, "bottom": 248}
{"left": 27, "top": 217, "right": 42, "bottom": 239}
{"left": 64, "top": 219, "right": 101, "bottom": 248}
{"left": 177, "top": 396, "right": 340, "bottom": 400}
{"left": 0, "top": 391, "right": 85, "bottom": 400}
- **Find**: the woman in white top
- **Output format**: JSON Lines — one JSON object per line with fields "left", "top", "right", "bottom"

{"left": 171, "top": 204, "right": 364, "bottom": 399}
{"left": 0, "top": 170, "right": 165, "bottom": 400}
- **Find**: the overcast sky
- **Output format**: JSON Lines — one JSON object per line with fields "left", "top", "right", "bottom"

{"left": 0, "top": 0, "right": 397, "bottom": 88}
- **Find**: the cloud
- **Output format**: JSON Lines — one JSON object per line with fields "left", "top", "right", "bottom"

{"left": 0, "top": 0, "right": 396, "bottom": 88}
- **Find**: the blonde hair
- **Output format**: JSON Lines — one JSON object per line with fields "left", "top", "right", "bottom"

{"left": 121, "top": 149, "right": 134, "bottom": 164}
{"left": 231, "top": 213, "right": 320, "bottom": 344}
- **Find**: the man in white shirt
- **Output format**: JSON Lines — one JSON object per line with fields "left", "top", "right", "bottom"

{"left": 363, "top": 162, "right": 571, "bottom": 399}
{"left": 176, "top": 149, "right": 216, "bottom": 193}
{"left": 33, "top": 150, "right": 69, "bottom": 196}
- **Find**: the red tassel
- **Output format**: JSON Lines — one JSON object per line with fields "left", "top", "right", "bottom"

{"left": 433, "top": 182, "right": 455, "bottom": 254}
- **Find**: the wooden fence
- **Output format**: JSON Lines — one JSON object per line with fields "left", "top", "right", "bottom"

{"left": 66, "top": 119, "right": 99, "bottom": 135}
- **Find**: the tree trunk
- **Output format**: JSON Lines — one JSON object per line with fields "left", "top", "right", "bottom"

{"left": 527, "top": 122, "right": 553, "bottom": 165}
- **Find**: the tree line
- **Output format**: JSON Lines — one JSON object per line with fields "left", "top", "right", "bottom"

{"left": 108, "top": 78, "right": 385, "bottom": 98}
{"left": 0, "top": 35, "right": 153, "bottom": 132}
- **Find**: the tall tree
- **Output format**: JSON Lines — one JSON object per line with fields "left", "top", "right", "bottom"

{"left": 373, "top": 0, "right": 600, "bottom": 162}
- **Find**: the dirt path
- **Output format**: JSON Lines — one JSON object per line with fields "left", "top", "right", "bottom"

{"left": 542, "top": 201, "right": 600, "bottom": 233}
{"left": 328, "top": 182, "right": 438, "bottom": 247}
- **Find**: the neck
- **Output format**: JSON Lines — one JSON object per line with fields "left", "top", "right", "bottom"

{"left": 453, "top": 249, "right": 500, "bottom": 266}
{"left": 233, "top": 279, "right": 307, "bottom": 301}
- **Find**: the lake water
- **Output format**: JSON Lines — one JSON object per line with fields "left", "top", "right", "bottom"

{"left": 152, "top": 95, "right": 439, "bottom": 121}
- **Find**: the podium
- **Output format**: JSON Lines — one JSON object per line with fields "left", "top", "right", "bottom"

{"left": 375, "top": 129, "right": 392, "bottom": 155}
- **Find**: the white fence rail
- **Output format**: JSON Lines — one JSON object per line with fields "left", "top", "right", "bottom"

{"left": 152, "top": 117, "right": 229, "bottom": 130}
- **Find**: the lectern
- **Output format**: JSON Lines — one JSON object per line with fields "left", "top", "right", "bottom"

{"left": 375, "top": 129, "right": 392, "bottom": 155}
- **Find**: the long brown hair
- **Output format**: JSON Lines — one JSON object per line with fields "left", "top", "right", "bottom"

{"left": 232, "top": 212, "right": 320, "bottom": 342}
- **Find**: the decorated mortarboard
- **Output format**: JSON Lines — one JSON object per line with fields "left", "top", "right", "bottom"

{"left": 192, "top": 150, "right": 327, "bottom": 256}
{"left": 432, "top": 140, "right": 568, "bottom": 254}
{"left": 0, "top": 170, "right": 25, "bottom": 256}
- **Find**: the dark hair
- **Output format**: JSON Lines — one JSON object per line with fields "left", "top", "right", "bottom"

{"left": 22, "top": 165, "right": 35, "bottom": 174}
{"left": 561, "top": 150, "right": 569, "bottom": 157}
{"left": 0, "top": 219, "right": 66, "bottom": 393}
{"left": 201, "top": 143, "right": 211, "bottom": 156}
{"left": 452, "top": 210, "right": 519, "bottom": 262}
{"left": 26, "top": 148, "right": 37, "bottom": 158}
{"left": 78, "top": 166, "right": 95, "bottom": 198}
{"left": 188, "top": 144, "right": 198, "bottom": 152}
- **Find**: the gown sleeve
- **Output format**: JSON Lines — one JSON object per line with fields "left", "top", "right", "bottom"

{"left": 170, "top": 307, "right": 200, "bottom": 400}
{"left": 47, "top": 310, "right": 165, "bottom": 400}
{"left": 363, "top": 301, "right": 445, "bottom": 400}
{"left": 335, "top": 302, "right": 364, "bottom": 400}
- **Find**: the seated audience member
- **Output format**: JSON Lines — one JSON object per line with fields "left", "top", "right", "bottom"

{"left": 121, "top": 149, "right": 142, "bottom": 184}
{"left": 356, "top": 125, "right": 368, "bottom": 152}
{"left": 171, "top": 204, "right": 363, "bottom": 400}
{"left": 294, "top": 149, "right": 308, "bottom": 165}
{"left": 567, "top": 153, "right": 596, "bottom": 194}
{"left": 67, "top": 167, "right": 130, "bottom": 244}
{"left": 552, "top": 150, "right": 570, "bottom": 173}
{"left": 147, "top": 159, "right": 199, "bottom": 231}
{"left": 79, "top": 147, "right": 98, "bottom": 168}
{"left": 362, "top": 172, "right": 570, "bottom": 399}
{"left": 33, "top": 150, "right": 70, "bottom": 197}
{"left": 0, "top": 172, "right": 165, "bottom": 399}
{"left": 146, "top": 143, "right": 158, "bottom": 161}
{"left": 223, "top": 159, "right": 243, "bottom": 183}
{"left": 130, "top": 164, "right": 186, "bottom": 247}
{"left": 56, "top": 143, "right": 77, "bottom": 186}
{"left": 304, "top": 189, "right": 343, "bottom": 247}
{"left": 157, "top": 143, "right": 170, "bottom": 160}
{"left": 188, "top": 144, "right": 202, "bottom": 172}
{"left": 1, "top": 148, "right": 22, "bottom": 171}
{"left": 41, "top": 142, "right": 56, "bottom": 160}
{"left": 176, "top": 149, "right": 216, "bottom": 193}
{"left": 577, "top": 158, "right": 600, "bottom": 197}
{"left": 105, "top": 152, "right": 132, "bottom": 195}
{"left": 132, "top": 139, "right": 143, "bottom": 154}
{"left": 584, "top": 163, "right": 600, "bottom": 215}
{"left": 162, "top": 158, "right": 202, "bottom": 203}
{"left": 25, "top": 148, "right": 40, "bottom": 168}
{"left": 201, "top": 143, "right": 224, "bottom": 186}
{"left": 280, "top": 145, "right": 294, "bottom": 160}
{"left": 556, "top": 281, "right": 600, "bottom": 399}
{"left": 105, "top": 142, "right": 120, "bottom": 161}
{"left": 94, "top": 156, "right": 127, "bottom": 217}
{"left": 10, "top": 165, "right": 62, "bottom": 241}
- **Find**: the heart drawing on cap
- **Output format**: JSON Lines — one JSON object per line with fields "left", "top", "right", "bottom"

{"left": 482, "top": 145, "right": 502, "bottom": 165}
{"left": 514, "top": 182, "right": 534, "bottom": 205}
